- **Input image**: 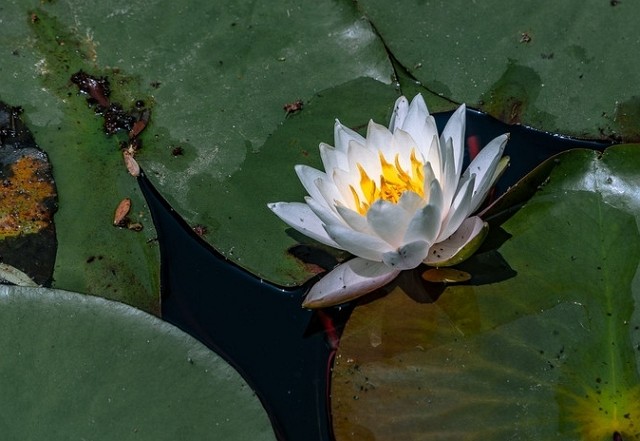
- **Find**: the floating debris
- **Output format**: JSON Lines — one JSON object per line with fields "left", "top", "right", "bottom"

{"left": 113, "top": 198, "right": 132, "bottom": 226}
{"left": 123, "top": 150, "right": 140, "bottom": 177}
{"left": 192, "top": 224, "right": 208, "bottom": 237}
{"left": 283, "top": 99, "right": 303, "bottom": 116}
{"left": 0, "top": 262, "right": 39, "bottom": 287}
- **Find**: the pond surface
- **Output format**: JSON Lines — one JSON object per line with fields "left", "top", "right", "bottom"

{"left": 143, "top": 110, "right": 608, "bottom": 441}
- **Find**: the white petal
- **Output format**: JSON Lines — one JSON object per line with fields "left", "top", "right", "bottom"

{"left": 437, "top": 174, "right": 475, "bottom": 242}
{"left": 464, "top": 133, "right": 509, "bottom": 213}
{"left": 325, "top": 223, "right": 392, "bottom": 261}
{"left": 336, "top": 205, "right": 374, "bottom": 234}
{"left": 397, "top": 191, "right": 425, "bottom": 214}
{"left": 463, "top": 133, "right": 508, "bottom": 183}
{"left": 424, "top": 135, "right": 442, "bottom": 182}
{"left": 491, "top": 155, "right": 510, "bottom": 184}
{"left": 390, "top": 129, "right": 418, "bottom": 171}
{"left": 428, "top": 175, "right": 444, "bottom": 209}
{"left": 332, "top": 168, "right": 360, "bottom": 209}
{"left": 440, "top": 137, "right": 458, "bottom": 210}
{"left": 302, "top": 258, "right": 400, "bottom": 308}
{"left": 366, "top": 200, "right": 413, "bottom": 247}
{"left": 389, "top": 96, "right": 409, "bottom": 132}
{"left": 425, "top": 216, "right": 487, "bottom": 266}
{"left": 400, "top": 95, "right": 439, "bottom": 159}
{"left": 402, "top": 95, "right": 430, "bottom": 132}
{"left": 348, "top": 139, "right": 380, "bottom": 179}
{"left": 305, "top": 196, "right": 343, "bottom": 227}
{"left": 268, "top": 202, "right": 342, "bottom": 249}
{"left": 421, "top": 163, "right": 437, "bottom": 205}
{"left": 295, "top": 165, "right": 328, "bottom": 207}
{"left": 404, "top": 204, "right": 442, "bottom": 245}
{"left": 404, "top": 180, "right": 444, "bottom": 244}
{"left": 366, "top": 120, "right": 393, "bottom": 157}
{"left": 440, "top": 104, "right": 466, "bottom": 180}
{"left": 319, "top": 143, "right": 347, "bottom": 173}
{"left": 382, "top": 240, "right": 429, "bottom": 270}
{"left": 316, "top": 175, "right": 345, "bottom": 210}
{"left": 412, "top": 115, "right": 439, "bottom": 163}
{"left": 335, "top": 119, "right": 365, "bottom": 152}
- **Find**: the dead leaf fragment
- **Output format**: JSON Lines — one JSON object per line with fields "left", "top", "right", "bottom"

{"left": 113, "top": 198, "right": 131, "bottom": 226}
{"left": 127, "top": 222, "right": 143, "bottom": 232}
{"left": 123, "top": 151, "right": 140, "bottom": 177}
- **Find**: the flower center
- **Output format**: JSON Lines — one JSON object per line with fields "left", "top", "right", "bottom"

{"left": 350, "top": 148, "right": 424, "bottom": 215}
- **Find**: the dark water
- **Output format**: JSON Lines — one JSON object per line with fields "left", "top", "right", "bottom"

{"left": 141, "top": 110, "right": 608, "bottom": 441}
{"left": 140, "top": 176, "right": 338, "bottom": 441}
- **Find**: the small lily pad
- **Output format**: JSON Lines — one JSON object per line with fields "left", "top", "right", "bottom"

{"left": 421, "top": 268, "right": 471, "bottom": 283}
{"left": 0, "top": 102, "right": 57, "bottom": 285}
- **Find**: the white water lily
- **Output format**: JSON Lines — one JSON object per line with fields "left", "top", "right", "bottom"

{"left": 268, "top": 95, "right": 509, "bottom": 308}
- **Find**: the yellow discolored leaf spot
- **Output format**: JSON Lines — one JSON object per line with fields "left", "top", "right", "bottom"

{"left": 559, "top": 383, "right": 640, "bottom": 441}
{"left": 0, "top": 155, "right": 57, "bottom": 239}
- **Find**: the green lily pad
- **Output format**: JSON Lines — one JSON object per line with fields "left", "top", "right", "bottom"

{"left": 0, "top": 5, "right": 161, "bottom": 312}
{"left": 332, "top": 145, "right": 640, "bottom": 440}
{"left": 358, "top": 0, "right": 640, "bottom": 141}
{"left": 0, "top": 285, "right": 276, "bottom": 440}
{"left": 203, "top": 78, "right": 399, "bottom": 284}
{"left": 0, "top": 0, "right": 397, "bottom": 288}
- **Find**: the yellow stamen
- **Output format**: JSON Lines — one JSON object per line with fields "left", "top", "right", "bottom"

{"left": 349, "top": 148, "right": 425, "bottom": 215}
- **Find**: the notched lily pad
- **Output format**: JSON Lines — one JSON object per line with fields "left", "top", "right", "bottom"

{"left": 201, "top": 78, "right": 399, "bottom": 286}
{"left": 358, "top": 0, "right": 640, "bottom": 141}
{"left": 0, "top": 102, "right": 57, "bottom": 285}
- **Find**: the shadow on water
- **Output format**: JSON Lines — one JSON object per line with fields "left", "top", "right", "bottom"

{"left": 141, "top": 109, "right": 610, "bottom": 441}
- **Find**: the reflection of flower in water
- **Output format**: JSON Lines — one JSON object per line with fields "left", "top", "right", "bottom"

{"left": 269, "top": 95, "right": 509, "bottom": 308}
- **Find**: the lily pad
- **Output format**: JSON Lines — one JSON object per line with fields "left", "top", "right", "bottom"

{"left": 357, "top": 0, "right": 640, "bottom": 141}
{"left": 332, "top": 145, "right": 640, "bottom": 440}
{"left": 0, "top": 0, "right": 397, "bottom": 288}
{"left": 0, "top": 6, "right": 161, "bottom": 312}
{"left": 0, "top": 285, "right": 276, "bottom": 440}
{"left": 203, "top": 78, "right": 399, "bottom": 284}
{"left": 0, "top": 102, "right": 57, "bottom": 285}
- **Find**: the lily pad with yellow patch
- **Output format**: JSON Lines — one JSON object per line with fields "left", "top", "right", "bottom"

{"left": 0, "top": 102, "right": 57, "bottom": 285}
{"left": 332, "top": 145, "right": 640, "bottom": 441}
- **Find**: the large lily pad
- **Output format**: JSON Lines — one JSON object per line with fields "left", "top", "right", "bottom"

{"left": 357, "top": 0, "right": 640, "bottom": 141}
{"left": 0, "top": 0, "right": 397, "bottom": 288}
{"left": 0, "top": 285, "right": 276, "bottom": 440}
{"left": 202, "top": 78, "right": 399, "bottom": 283}
{"left": 332, "top": 145, "right": 640, "bottom": 440}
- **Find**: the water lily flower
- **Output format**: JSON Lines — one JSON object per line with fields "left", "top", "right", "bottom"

{"left": 268, "top": 95, "right": 509, "bottom": 308}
